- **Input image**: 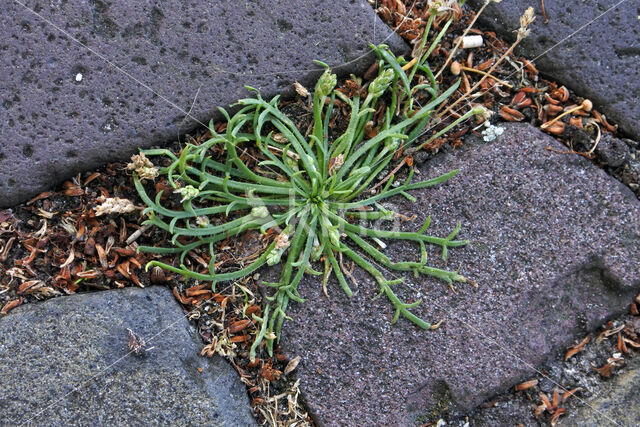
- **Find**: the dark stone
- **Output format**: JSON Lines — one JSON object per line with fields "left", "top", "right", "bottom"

{"left": 0, "top": 1, "right": 408, "bottom": 207}
{"left": 467, "top": 0, "right": 640, "bottom": 141}
{"left": 0, "top": 286, "right": 256, "bottom": 425}
{"left": 275, "top": 124, "right": 640, "bottom": 425}
{"left": 563, "top": 353, "right": 640, "bottom": 426}
{"left": 595, "top": 133, "right": 631, "bottom": 168}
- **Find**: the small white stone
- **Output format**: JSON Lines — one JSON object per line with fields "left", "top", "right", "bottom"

{"left": 75, "top": 73, "right": 83, "bottom": 82}
{"left": 461, "top": 35, "right": 483, "bottom": 49}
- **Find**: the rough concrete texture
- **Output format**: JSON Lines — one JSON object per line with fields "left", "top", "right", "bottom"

{"left": 0, "top": 0, "right": 407, "bottom": 207}
{"left": 275, "top": 124, "right": 640, "bottom": 425}
{"left": 467, "top": 0, "right": 640, "bottom": 141}
{"left": 563, "top": 355, "right": 640, "bottom": 426}
{"left": 0, "top": 286, "right": 256, "bottom": 426}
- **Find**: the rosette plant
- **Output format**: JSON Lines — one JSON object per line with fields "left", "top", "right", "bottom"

{"left": 134, "top": 25, "right": 482, "bottom": 360}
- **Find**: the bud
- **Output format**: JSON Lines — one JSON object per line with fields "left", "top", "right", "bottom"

{"left": 385, "top": 138, "right": 400, "bottom": 151}
{"left": 311, "top": 237, "right": 323, "bottom": 261}
{"left": 328, "top": 225, "right": 341, "bottom": 247}
{"left": 251, "top": 206, "right": 270, "bottom": 218}
{"left": 175, "top": 185, "right": 199, "bottom": 202}
{"left": 266, "top": 249, "right": 283, "bottom": 266}
{"left": 368, "top": 68, "right": 394, "bottom": 98}
{"left": 195, "top": 216, "right": 210, "bottom": 228}
{"left": 315, "top": 69, "right": 337, "bottom": 98}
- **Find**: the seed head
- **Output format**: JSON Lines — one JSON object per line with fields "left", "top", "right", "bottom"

{"left": 251, "top": 206, "right": 270, "bottom": 218}
{"left": 315, "top": 69, "right": 337, "bottom": 98}
{"left": 328, "top": 226, "right": 341, "bottom": 247}
{"left": 128, "top": 153, "right": 158, "bottom": 181}
{"left": 274, "top": 232, "right": 290, "bottom": 250}
{"left": 517, "top": 7, "right": 535, "bottom": 39}
{"left": 175, "top": 185, "right": 199, "bottom": 203}
{"left": 195, "top": 216, "right": 210, "bottom": 228}
{"left": 95, "top": 197, "right": 136, "bottom": 216}
{"left": 266, "top": 249, "right": 283, "bottom": 266}
{"left": 293, "top": 82, "right": 309, "bottom": 97}
{"left": 368, "top": 68, "right": 394, "bottom": 98}
{"left": 328, "top": 154, "right": 344, "bottom": 176}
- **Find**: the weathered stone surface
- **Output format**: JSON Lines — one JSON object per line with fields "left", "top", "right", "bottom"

{"left": 467, "top": 0, "right": 640, "bottom": 141}
{"left": 595, "top": 133, "right": 631, "bottom": 168}
{"left": 275, "top": 124, "right": 640, "bottom": 425}
{"left": 0, "top": 286, "right": 256, "bottom": 425}
{"left": 0, "top": 1, "right": 407, "bottom": 207}
{"left": 563, "top": 354, "right": 640, "bottom": 426}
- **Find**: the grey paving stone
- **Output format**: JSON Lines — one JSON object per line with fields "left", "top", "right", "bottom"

{"left": 563, "top": 352, "right": 640, "bottom": 427}
{"left": 0, "top": 0, "right": 408, "bottom": 207}
{"left": 273, "top": 123, "right": 640, "bottom": 425}
{"left": 0, "top": 286, "right": 256, "bottom": 426}
{"left": 467, "top": 0, "right": 640, "bottom": 141}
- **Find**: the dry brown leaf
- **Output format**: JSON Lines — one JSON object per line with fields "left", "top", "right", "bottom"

{"left": 63, "top": 181, "right": 84, "bottom": 197}
{"left": 116, "top": 262, "right": 131, "bottom": 279}
{"left": 618, "top": 332, "right": 630, "bottom": 354}
{"left": 228, "top": 319, "right": 253, "bottom": 334}
{"left": 551, "top": 389, "right": 560, "bottom": 409}
{"left": 27, "top": 191, "right": 54, "bottom": 205}
{"left": 500, "top": 106, "right": 525, "bottom": 122}
{"left": 95, "top": 243, "right": 107, "bottom": 269}
{"left": 534, "top": 403, "right": 546, "bottom": 418}
{"left": 475, "top": 58, "right": 494, "bottom": 71}
{"left": 593, "top": 363, "right": 614, "bottom": 378}
{"left": 17, "top": 280, "right": 44, "bottom": 295}
{"left": 562, "top": 387, "right": 581, "bottom": 403}
{"left": 542, "top": 121, "right": 566, "bottom": 135}
{"left": 539, "top": 392, "right": 552, "bottom": 410}
{"left": 549, "top": 86, "right": 569, "bottom": 102}
{"left": 565, "top": 335, "right": 590, "bottom": 360}
{"left": 1, "top": 298, "right": 23, "bottom": 315}
{"left": 59, "top": 249, "right": 75, "bottom": 268}
{"left": 550, "top": 407, "right": 566, "bottom": 426}
{"left": 130, "top": 271, "right": 144, "bottom": 288}
{"left": 76, "top": 269, "right": 99, "bottom": 279}
{"left": 514, "top": 379, "right": 538, "bottom": 391}
{"left": 245, "top": 305, "right": 261, "bottom": 317}
{"left": 544, "top": 104, "right": 564, "bottom": 115}
{"left": 83, "top": 172, "right": 101, "bottom": 186}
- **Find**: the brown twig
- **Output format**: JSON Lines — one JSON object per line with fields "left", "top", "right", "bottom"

{"left": 541, "top": 0, "right": 549, "bottom": 23}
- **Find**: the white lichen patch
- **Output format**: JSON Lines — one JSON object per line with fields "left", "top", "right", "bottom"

{"left": 481, "top": 121, "right": 505, "bottom": 142}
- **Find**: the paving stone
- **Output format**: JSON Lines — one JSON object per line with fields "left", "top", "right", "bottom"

{"left": 467, "top": 0, "right": 640, "bottom": 141}
{"left": 563, "top": 353, "right": 640, "bottom": 426}
{"left": 0, "top": 0, "right": 407, "bottom": 207}
{"left": 0, "top": 286, "right": 256, "bottom": 426}
{"left": 273, "top": 123, "right": 640, "bottom": 425}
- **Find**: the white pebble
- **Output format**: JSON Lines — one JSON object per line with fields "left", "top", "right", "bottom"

{"left": 75, "top": 73, "right": 83, "bottom": 82}
{"left": 461, "top": 35, "right": 483, "bottom": 49}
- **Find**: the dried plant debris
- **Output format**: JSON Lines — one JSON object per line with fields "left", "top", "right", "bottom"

{"left": 372, "top": 0, "right": 639, "bottom": 198}
{"left": 127, "top": 327, "right": 154, "bottom": 357}
{"left": 456, "top": 307, "right": 640, "bottom": 426}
